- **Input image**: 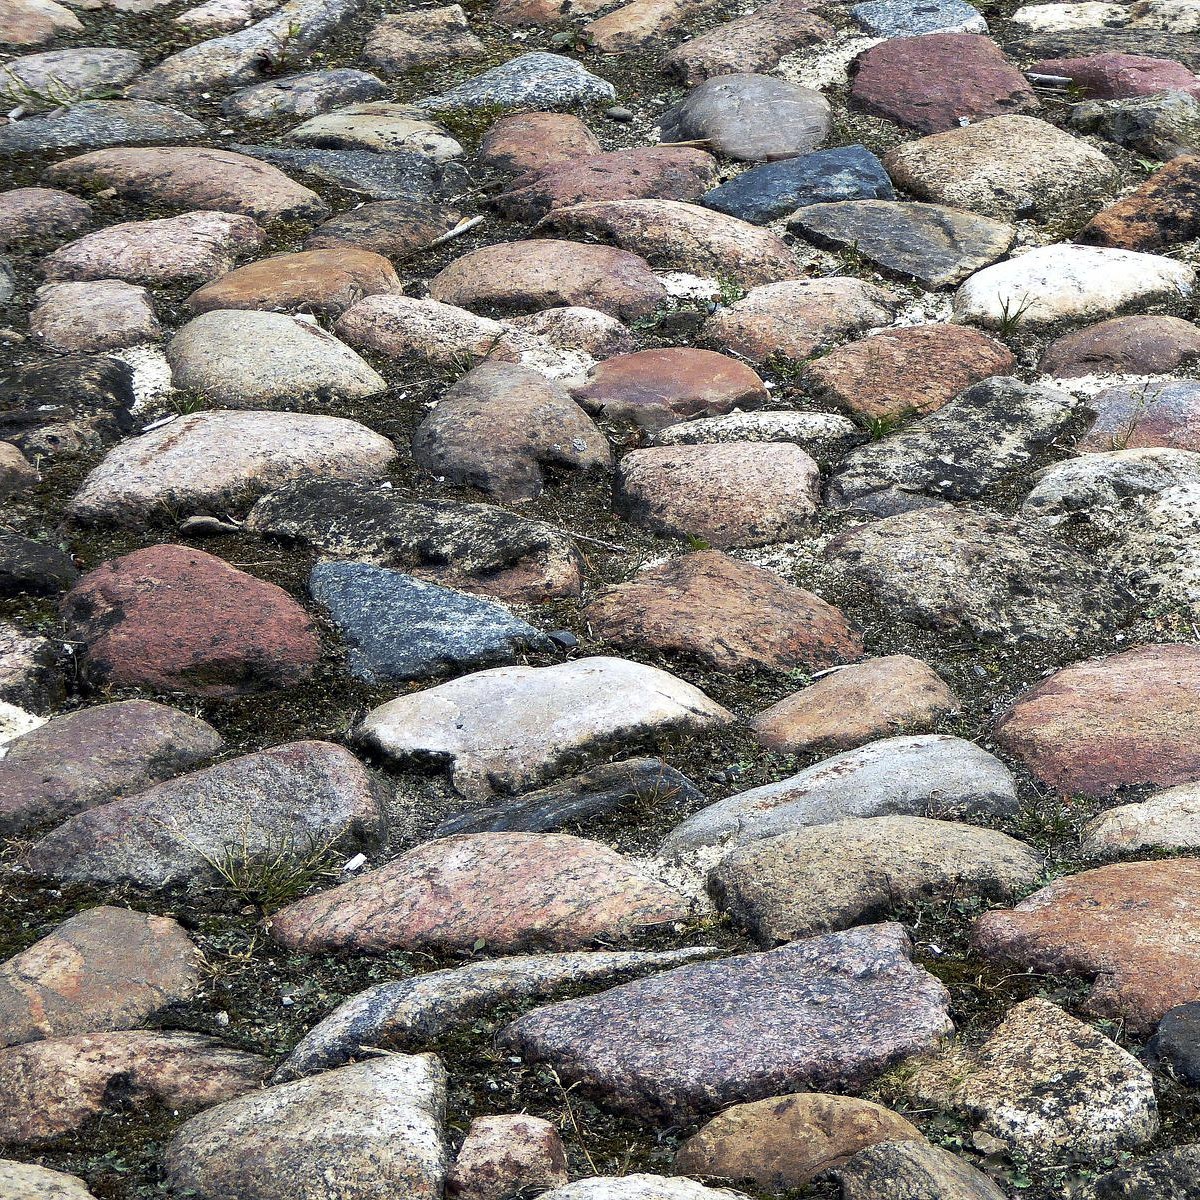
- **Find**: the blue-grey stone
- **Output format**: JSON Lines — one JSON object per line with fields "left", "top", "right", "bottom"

{"left": 418, "top": 52, "right": 615, "bottom": 112}
{"left": 0, "top": 258, "right": 13, "bottom": 305}
{"left": 0, "top": 100, "right": 205, "bottom": 156}
{"left": 702, "top": 145, "right": 895, "bottom": 224}
{"left": 310, "top": 560, "right": 551, "bottom": 681}
{"left": 852, "top": 0, "right": 987, "bottom": 37}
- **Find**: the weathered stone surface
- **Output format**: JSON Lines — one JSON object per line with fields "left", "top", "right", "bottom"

{"left": 306, "top": 198, "right": 463, "bottom": 259}
{"left": 1147, "top": 1003, "right": 1200, "bottom": 1083}
{"left": 570, "top": 348, "right": 768, "bottom": 431}
{"left": 45, "top": 147, "right": 328, "bottom": 224}
{"left": 1079, "top": 153, "right": 1200, "bottom": 249}
{"left": 1084, "top": 780, "right": 1200, "bottom": 854}
{"left": 165, "top": 1055, "right": 448, "bottom": 1200}
{"left": 1078, "top": 380, "right": 1200, "bottom": 451}
{"left": 883, "top": 115, "right": 1118, "bottom": 219}
{"left": 72, "top": 409, "right": 394, "bottom": 525}
{"left": 1041, "top": 314, "right": 1200, "bottom": 378}
{"left": 0, "top": 907, "right": 201, "bottom": 1049}
{"left": 658, "top": 74, "right": 832, "bottom": 161}
{"left": 0, "top": 46, "right": 139, "bottom": 101}
{"left": 712, "top": 816, "right": 1041, "bottom": 943}
{"left": 661, "top": 734, "right": 1018, "bottom": 855}
{"left": 851, "top": 33, "right": 1039, "bottom": 133}
{"left": 702, "top": 277, "right": 898, "bottom": 362}
{"left": 31, "top": 280, "right": 161, "bottom": 353}
{"left": 675, "top": 1093, "right": 923, "bottom": 1188}
{"left": 974, "top": 858, "right": 1200, "bottom": 1030}
{"left": 1074, "top": 1147, "right": 1200, "bottom": 1200}
{"left": 836, "top": 1140, "right": 1006, "bottom": 1200}
{"left": 994, "top": 643, "right": 1200, "bottom": 796}
{"left": 354, "top": 657, "right": 732, "bottom": 799}
{"left": 0, "top": 100, "right": 204, "bottom": 157}
{"left": 1032, "top": 51, "right": 1200, "bottom": 99}
{"left": 0, "top": 699, "right": 222, "bottom": 837}
{"left": 276, "top": 947, "right": 714, "bottom": 1079}
{"left": 0, "top": 1031, "right": 268, "bottom": 1143}
{"left": 0, "top": 187, "right": 91, "bottom": 253}
{"left": 448, "top": 1115, "right": 568, "bottom": 1200}
{"left": 651, "top": 410, "right": 859, "bottom": 454}
{"left": 540, "top": 199, "right": 801, "bottom": 286}
{"left": 364, "top": 5, "right": 484, "bottom": 76}
{"left": 0, "top": 535, "right": 76, "bottom": 598}
{"left": 480, "top": 112, "right": 601, "bottom": 175}
{"left": 539, "top": 1178, "right": 753, "bottom": 1200}
{"left": 502, "top": 923, "right": 952, "bottom": 1116}
{"left": 1112, "top": 479, "right": 1200, "bottom": 612}
{"left": 616, "top": 443, "right": 821, "bottom": 548}
{"left": 1070, "top": 89, "right": 1200, "bottom": 160}
{"left": 751, "top": 655, "right": 958, "bottom": 753}
{"left": 286, "top": 103, "right": 461, "bottom": 159}
{"left": 0, "top": 0, "right": 83, "bottom": 47}
{"left": 62, "top": 545, "right": 321, "bottom": 696}
{"left": 586, "top": 551, "right": 861, "bottom": 672}
{"left": 223, "top": 68, "right": 386, "bottom": 122}
{"left": 0, "top": 621, "right": 64, "bottom": 712}
{"left": 853, "top": 0, "right": 986, "bottom": 36}
{"left": 268, "top": 832, "right": 694, "bottom": 953}
{"left": 419, "top": 52, "right": 615, "bottom": 111}
{"left": 0, "top": 444, "right": 38, "bottom": 501}
{"left": 176, "top": 0, "right": 282, "bottom": 33}
{"left": 412, "top": 361, "right": 611, "bottom": 500}
{"left": 584, "top": 0, "right": 720, "bottom": 53}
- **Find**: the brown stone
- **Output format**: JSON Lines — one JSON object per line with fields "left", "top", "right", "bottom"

{"left": 586, "top": 551, "right": 862, "bottom": 672}
{"left": 994, "top": 643, "right": 1200, "bottom": 797}
{"left": 305, "top": 198, "right": 463, "bottom": 258}
{"left": 44, "top": 147, "right": 329, "bottom": 224}
{"left": 0, "top": 444, "right": 38, "bottom": 501}
{"left": 1030, "top": 53, "right": 1200, "bottom": 100}
{"left": 479, "top": 112, "right": 601, "bottom": 175}
{"left": 1078, "top": 379, "right": 1200, "bottom": 451}
{"left": 702, "top": 277, "right": 898, "bottom": 363}
{"left": 495, "top": 146, "right": 718, "bottom": 222}
{"left": 0, "top": 0, "right": 83, "bottom": 46}
{"left": 851, "top": 34, "right": 1039, "bottom": 134}
{"left": 1040, "top": 315, "right": 1200, "bottom": 378}
{"left": 31, "top": 280, "right": 161, "bottom": 354}
{"left": 185, "top": 247, "right": 403, "bottom": 317}
{"left": 539, "top": 198, "right": 802, "bottom": 286}
{"left": 491, "top": 0, "right": 607, "bottom": 25}
{"left": 428, "top": 239, "right": 666, "bottom": 321}
{"left": 364, "top": 4, "right": 484, "bottom": 76}
{"left": 1078, "top": 154, "right": 1200, "bottom": 250}
{"left": 974, "top": 858, "right": 1200, "bottom": 1032}
{"left": 0, "top": 1031, "right": 268, "bottom": 1143}
{"left": 0, "top": 906, "right": 202, "bottom": 1049}
{"left": 751, "top": 655, "right": 959, "bottom": 753}
{"left": 675, "top": 1093, "right": 924, "bottom": 1188}
{"left": 0, "top": 1161, "right": 99, "bottom": 1199}
{"left": 447, "top": 1114, "right": 568, "bottom": 1200}
{"left": 807, "top": 325, "right": 1015, "bottom": 421}
{"left": 570, "top": 348, "right": 769, "bottom": 431}
{"left": 62, "top": 544, "right": 321, "bottom": 698}
{"left": 585, "top": 0, "right": 717, "bottom": 52}
{"left": 0, "top": 187, "right": 91, "bottom": 252}
{"left": 267, "top": 832, "right": 694, "bottom": 953}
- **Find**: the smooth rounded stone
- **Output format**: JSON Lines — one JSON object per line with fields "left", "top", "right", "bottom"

{"left": 675, "top": 1093, "right": 922, "bottom": 1189}
{"left": 853, "top": 0, "right": 986, "bottom": 35}
{"left": 185, "top": 248, "right": 402, "bottom": 318}
{"left": 1079, "top": 379, "right": 1200, "bottom": 451}
{"left": 413, "top": 361, "right": 611, "bottom": 500}
{"left": 1079, "top": 152, "right": 1200, "bottom": 249}
{"left": 586, "top": 551, "right": 861, "bottom": 673}
{"left": 434, "top": 757, "right": 706, "bottom": 837}
{"left": 355, "top": 657, "right": 732, "bottom": 800}
{"left": 851, "top": 34, "right": 1038, "bottom": 133}
{"left": 287, "top": 103, "right": 462, "bottom": 159}
{"left": 0, "top": 535, "right": 76, "bottom": 598}
{"left": 616, "top": 443, "right": 821, "bottom": 549}
{"left": 63, "top": 544, "right": 321, "bottom": 696}
{"left": 448, "top": 1115, "right": 567, "bottom": 1200}
{"left": 28, "top": 740, "right": 383, "bottom": 889}
{"left": 1075, "top": 1146, "right": 1200, "bottom": 1200}
{"left": 1011, "top": 1, "right": 1127, "bottom": 31}
{"left": 1084, "top": 780, "right": 1200, "bottom": 855}
{"left": 540, "top": 199, "right": 801, "bottom": 286}
{"left": 0, "top": 46, "right": 139, "bottom": 102}
{"left": 0, "top": 0, "right": 83, "bottom": 46}
{"left": 827, "top": 377, "right": 1080, "bottom": 516}
{"left": 1070, "top": 89, "right": 1200, "bottom": 160}
{"left": 276, "top": 947, "right": 715, "bottom": 1080}
{"left": 176, "top": 0, "right": 282, "bottom": 33}
{"left": 1031, "top": 51, "right": 1200, "bottom": 99}
{"left": 0, "top": 187, "right": 90, "bottom": 252}
{"left": 73, "top": 409, "right": 394, "bottom": 526}
{"left": 245, "top": 479, "right": 584, "bottom": 602}
{"left": 1043, "top": 315, "right": 1200, "bottom": 379}
{"left": 701, "top": 277, "right": 898, "bottom": 363}
{"left": 0, "top": 1031, "right": 268, "bottom": 1143}
{"left": 168, "top": 310, "right": 386, "bottom": 406}
{"left": 835, "top": 1140, "right": 1006, "bottom": 1200}
{"left": 503, "top": 923, "right": 952, "bottom": 1116}
{"left": 31, "top": 280, "right": 160, "bottom": 353}
{"left": 42, "top": 211, "right": 265, "bottom": 288}
{"left": 268, "top": 831, "right": 694, "bottom": 954}
{"left": 792, "top": 200, "right": 1013, "bottom": 288}
{"left": 222, "top": 68, "right": 385, "bottom": 122}
{"left": 430, "top": 240, "right": 665, "bottom": 321}
{"left": 540, "top": 1179, "right": 751, "bottom": 1200}
{"left": 701, "top": 145, "right": 894, "bottom": 224}
{"left": 363, "top": 4, "right": 484, "bottom": 75}
{"left": 306, "top": 198, "right": 463, "bottom": 259}
{"left": 882, "top": 114, "right": 1119, "bottom": 221}
{"left": 751, "top": 655, "right": 957, "bottom": 753}
{"left": 808, "top": 324, "right": 1013, "bottom": 421}
{"left": 994, "top": 643, "right": 1200, "bottom": 796}
{"left": 311, "top": 561, "right": 550, "bottom": 682}
{"left": 0, "top": 100, "right": 205, "bottom": 155}
{"left": 658, "top": 74, "right": 832, "bottom": 162}
{"left": 496, "top": 146, "right": 719, "bottom": 222}
{"left": 911, "top": 997, "right": 1157, "bottom": 1161}
{"left": 0, "top": 621, "right": 64, "bottom": 712}
{"left": 509, "top": 306, "right": 635, "bottom": 358}
{"left": 480, "top": 111, "right": 601, "bottom": 174}
{"left": 419, "top": 52, "right": 615, "bottom": 112}
{"left": 661, "top": 734, "right": 1018, "bottom": 856}
{"left": 583, "top": 0, "right": 724, "bottom": 53}
{"left": 975, "top": 858, "right": 1200, "bottom": 1031}
{"left": 0, "top": 699, "right": 222, "bottom": 838}
{"left": 45, "top": 147, "right": 328, "bottom": 224}
{"left": 570, "top": 348, "right": 768, "bottom": 431}
{"left": 662, "top": 0, "right": 837, "bottom": 85}
{"left": 0, "top": 443, "right": 37, "bottom": 501}
{"left": 165, "top": 1055, "right": 448, "bottom": 1200}
{"left": 1147, "top": 1004, "right": 1200, "bottom": 1083}
{"left": 0, "top": 906, "right": 201, "bottom": 1049}
{"left": 651, "top": 409, "right": 859, "bottom": 454}
{"left": 1, "top": 1161, "right": 99, "bottom": 1199}
{"left": 713, "top": 816, "right": 1041, "bottom": 944}
{"left": 827, "top": 506, "right": 1131, "bottom": 640}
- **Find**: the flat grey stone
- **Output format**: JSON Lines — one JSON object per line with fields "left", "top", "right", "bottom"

{"left": 836, "top": 1140, "right": 1006, "bottom": 1199}
{"left": 418, "top": 52, "right": 615, "bottom": 112}
{"left": 0, "top": 257, "right": 13, "bottom": 305}
{"left": 1075, "top": 1147, "right": 1200, "bottom": 1200}
{"left": 1070, "top": 90, "right": 1200, "bottom": 160}
{"left": 0, "top": 101, "right": 204, "bottom": 155}
{"left": 223, "top": 68, "right": 386, "bottom": 122}
{"left": 0, "top": 47, "right": 141, "bottom": 103}
{"left": 852, "top": 0, "right": 987, "bottom": 36}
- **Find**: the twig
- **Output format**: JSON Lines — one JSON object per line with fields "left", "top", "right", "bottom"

{"left": 429, "top": 215, "right": 486, "bottom": 247}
